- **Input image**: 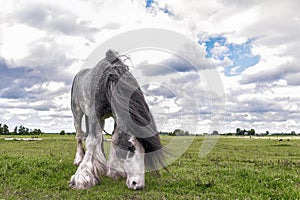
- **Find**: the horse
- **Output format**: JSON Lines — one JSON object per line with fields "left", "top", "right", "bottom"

{"left": 69, "top": 49, "right": 165, "bottom": 190}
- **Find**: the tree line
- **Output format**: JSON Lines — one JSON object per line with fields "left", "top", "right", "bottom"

{"left": 236, "top": 128, "right": 256, "bottom": 136}
{"left": 159, "top": 128, "right": 255, "bottom": 136}
{"left": 160, "top": 129, "right": 190, "bottom": 136}
{"left": 0, "top": 124, "right": 42, "bottom": 135}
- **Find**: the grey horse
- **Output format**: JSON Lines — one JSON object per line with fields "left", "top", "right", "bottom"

{"left": 69, "top": 49, "right": 165, "bottom": 190}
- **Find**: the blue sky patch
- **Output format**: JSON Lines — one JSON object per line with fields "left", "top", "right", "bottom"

{"left": 204, "top": 36, "right": 227, "bottom": 59}
{"left": 145, "top": 0, "right": 173, "bottom": 15}
{"left": 202, "top": 36, "right": 260, "bottom": 76}
{"left": 146, "top": 0, "right": 154, "bottom": 8}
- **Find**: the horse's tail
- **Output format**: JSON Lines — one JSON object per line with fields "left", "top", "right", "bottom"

{"left": 104, "top": 50, "right": 166, "bottom": 175}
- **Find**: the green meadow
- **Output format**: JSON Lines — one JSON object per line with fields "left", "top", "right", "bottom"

{"left": 0, "top": 135, "right": 299, "bottom": 199}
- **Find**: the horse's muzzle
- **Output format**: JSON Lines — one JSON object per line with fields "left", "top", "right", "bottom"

{"left": 126, "top": 178, "right": 145, "bottom": 190}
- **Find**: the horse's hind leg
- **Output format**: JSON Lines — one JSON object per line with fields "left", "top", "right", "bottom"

{"left": 73, "top": 110, "right": 85, "bottom": 166}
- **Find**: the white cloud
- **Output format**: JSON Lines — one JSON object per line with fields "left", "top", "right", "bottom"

{"left": 9, "top": 1, "right": 99, "bottom": 39}
{"left": 286, "top": 73, "right": 300, "bottom": 86}
{"left": 26, "top": 81, "right": 66, "bottom": 93}
{"left": 1, "top": 24, "right": 45, "bottom": 61}
{"left": 210, "top": 42, "right": 229, "bottom": 59}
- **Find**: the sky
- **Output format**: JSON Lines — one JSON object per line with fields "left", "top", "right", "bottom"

{"left": 0, "top": 0, "right": 299, "bottom": 134}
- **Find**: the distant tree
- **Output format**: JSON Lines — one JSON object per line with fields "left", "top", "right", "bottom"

{"left": 212, "top": 130, "right": 219, "bottom": 135}
{"left": 173, "top": 129, "right": 185, "bottom": 136}
{"left": 2, "top": 124, "right": 9, "bottom": 135}
{"left": 291, "top": 131, "right": 296, "bottom": 135}
{"left": 236, "top": 128, "right": 241, "bottom": 135}
{"left": 0, "top": 124, "right": 3, "bottom": 135}
{"left": 184, "top": 131, "right": 190, "bottom": 136}
{"left": 17, "top": 125, "right": 30, "bottom": 135}
{"left": 249, "top": 129, "right": 255, "bottom": 136}
{"left": 60, "top": 130, "right": 66, "bottom": 135}
{"left": 14, "top": 126, "right": 18, "bottom": 134}
{"left": 18, "top": 125, "right": 24, "bottom": 135}
{"left": 31, "top": 129, "right": 42, "bottom": 135}
{"left": 266, "top": 131, "right": 269, "bottom": 135}
{"left": 236, "top": 128, "right": 250, "bottom": 136}
{"left": 236, "top": 128, "right": 245, "bottom": 135}
{"left": 159, "top": 131, "right": 169, "bottom": 135}
{"left": 25, "top": 128, "right": 29, "bottom": 135}
{"left": 168, "top": 132, "right": 175, "bottom": 136}
{"left": 243, "top": 129, "right": 247, "bottom": 135}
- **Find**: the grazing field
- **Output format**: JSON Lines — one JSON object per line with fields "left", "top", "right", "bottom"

{"left": 0, "top": 135, "right": 299, "bottom": 199}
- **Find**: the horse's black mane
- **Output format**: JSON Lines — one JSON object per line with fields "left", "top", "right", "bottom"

{"left": 96, "top": 53, "right": 166, "bottom": 175}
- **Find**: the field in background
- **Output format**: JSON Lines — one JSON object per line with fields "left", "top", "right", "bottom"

{"left": 0, "top": 135, "right": 299, "bottom": 199}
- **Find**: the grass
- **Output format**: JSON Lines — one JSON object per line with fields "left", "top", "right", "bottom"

{"left": 0, "top": 135, "right": 299, "bottom": 199}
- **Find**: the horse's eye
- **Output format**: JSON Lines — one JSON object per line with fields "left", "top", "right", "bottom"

{"left": 128, "top": 144, "right": 135, "bottom": 153}
{"left": 127, "top": 147, "right": 135, "bottom": 158}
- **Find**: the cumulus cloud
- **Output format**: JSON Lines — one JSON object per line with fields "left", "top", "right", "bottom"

{"left": 137, "top": 56, "right": 197, "bottom": 77}
{"left": 240, "top": 56, "right": 300, "bottom": 85}
{"left": 0, "top": 53, "right": 72, "bottom": 99}
{"left": 286, "top": 73, "right": 300, "bottom": 86}
{"left": 18, "top": 38, "right": 75, "bottom": 68}
{"left": 9, "top": 2, "right": 100, "bottom": 41}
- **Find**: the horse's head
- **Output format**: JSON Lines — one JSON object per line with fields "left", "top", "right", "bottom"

{"left": 124, "top": 136, "right": 145, "bottom": 190}
{"left": 110, "top": 129, "right": 145, "bottom": 190}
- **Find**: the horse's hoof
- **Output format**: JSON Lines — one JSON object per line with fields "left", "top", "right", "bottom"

{"left": 69, "top": 169, "right": 100, "bottom": 189}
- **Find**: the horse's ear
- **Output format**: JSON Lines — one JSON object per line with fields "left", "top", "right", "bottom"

{"left": 106, "top": 49, "right": 120, "bottom": 64}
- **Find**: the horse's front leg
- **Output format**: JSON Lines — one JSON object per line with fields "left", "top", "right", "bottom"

{"left": 106, "top": 124, "right": 126, "bottom": 179}
{"left": 74, "top": 137, "right": 85, "bottom": 166}
{"left": 70, "top": 117, "right": 106, "bottom": 189}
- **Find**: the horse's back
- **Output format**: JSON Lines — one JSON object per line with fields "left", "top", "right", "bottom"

{"left": 71, "top": 69, "right": 92, "bottom": 115}
{"left": 72, "top": 49, "right": 120, "bottom": 99}
{"left": 71, "top": 52, "right": 117, "bottom": 117}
